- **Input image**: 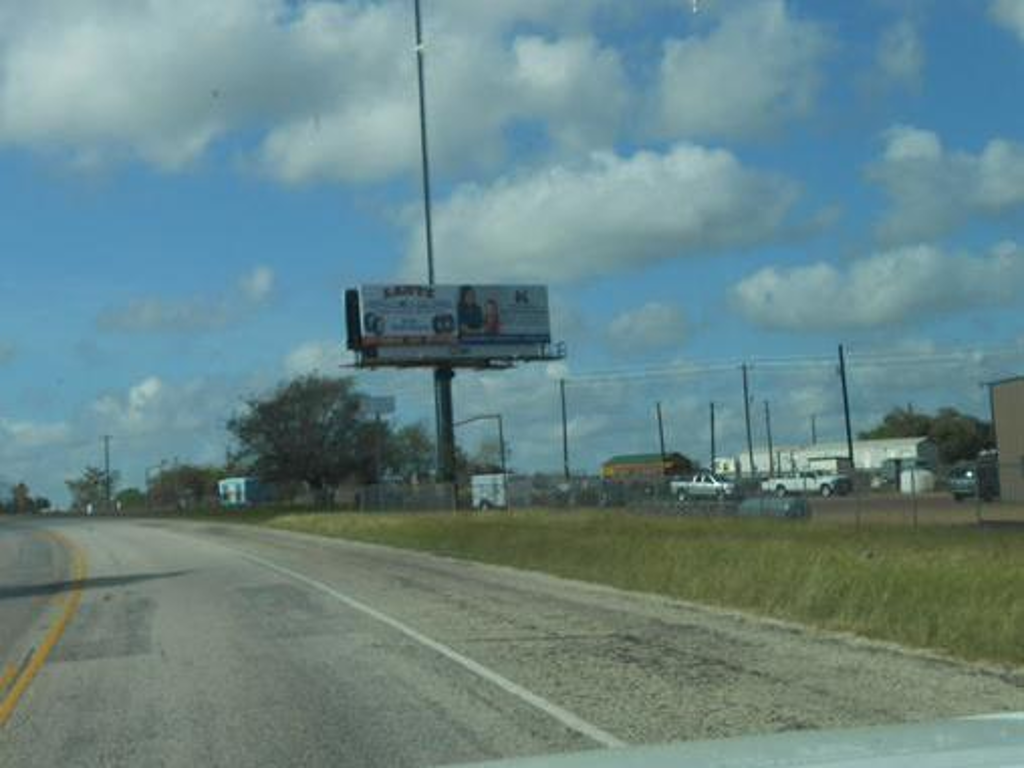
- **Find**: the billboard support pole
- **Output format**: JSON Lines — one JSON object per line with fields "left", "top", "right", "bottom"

{"left": 413, "top": 0, "right": 457, "bottom": 488}
{"left": 434, "top": 366, "right": 456, "bottom": 485}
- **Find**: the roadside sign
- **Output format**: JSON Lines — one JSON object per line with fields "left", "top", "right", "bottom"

{"left": 358, "top": 395, "right": 396, "bottom": 417}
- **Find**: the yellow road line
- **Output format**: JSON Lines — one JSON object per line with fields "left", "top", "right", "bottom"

{"left": 0, "top": 664, "right": 16, "bottom": 697}
{"left": 0, "top": 532, "right": 87, "bottom": 727}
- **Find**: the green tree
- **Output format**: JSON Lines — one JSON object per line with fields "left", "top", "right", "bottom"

{"left": 859, "top": 406, "right": 993, "bottom": 465}
{"left": 384, "top": 423, "right": 435, "bottom": 482}
{"left": 859, "top": 407, "right": 932, "bottom": 441}
{"left": 115, "top": 487, "right": 147, "bottom": 511}
{"left": 227, "top": 375, "right": 374, "bottom": 502}
{"left": 148, "top": 464, "right": 220, "bottom": 509}
{"left": 66, "top": 466, "right": 119, "bottom": 511}
{"left": 12, "top": 483, "right": 33, "bottom": 514}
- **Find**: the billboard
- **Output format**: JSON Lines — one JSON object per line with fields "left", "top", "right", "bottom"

{"left": 351, "top": 284, "right": 552, "bottom": 365}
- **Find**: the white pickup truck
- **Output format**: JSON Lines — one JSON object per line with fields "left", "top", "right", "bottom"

{"left": 671, "top": 471, "right": 738, "bottom": 501}
{"left": 761, "top": 471, "right": 851, "bottom": 498}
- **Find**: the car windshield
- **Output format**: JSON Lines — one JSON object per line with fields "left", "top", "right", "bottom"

{"left": 2, "top": 2, "right": 1023, "bottom": 766}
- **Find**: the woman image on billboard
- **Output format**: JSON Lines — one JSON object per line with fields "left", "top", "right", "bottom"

{"left": 457, "top": 285, "right": 484, "bottom": 335}
{"left": 483, "top": 298, "right": 501, "bottom": 335}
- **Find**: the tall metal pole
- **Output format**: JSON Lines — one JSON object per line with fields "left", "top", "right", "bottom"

{"left": 709, "top": 401, "right": 716, "bottom": 471}
{"left": 764, "top": 401, "right": 774, "bottom": 477}
{"left": 103, "top": 435, "right": 112, "bottom": 512}
{"left": 811, "top": 413, "right": 817, "bottom": 445}
{"left": 838, "top": 344, "right": 855, "bottom": 469}
{"left": 413, "top": 0, "right": 456, "bottom": 486}
{"left": 560, "top": 378, "right": 570, "bottom": 480}
{"left": 742, "top": 364, "right": 755, "bottom": 476}
{"left": 656, "top": 401, "right": 667, "bottom": 465}
{"left": 414, "top": 0, "right": 435, "bottom": 284}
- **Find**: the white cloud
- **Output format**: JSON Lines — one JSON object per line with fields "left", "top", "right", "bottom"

{"left": 0, "top": 0, "right": 628, "bottom": 182}
{"left": 868, "top": 125, "right": 1024, "bottom": 243}
{"left": 875, "top": 20, "right": 924, "bottom": 89}
{"left": 510, "top": 35, "right": 627, "bottom": 152}
{"left": 97, "top": 264, "right": 274, "bottom": 333}
{"left": 732, "top": 242, "right": 1024, "bottom": 330}
{"left": 238, "top": 265, "right": 275, "bottom": 303}
{"left": 407, "top": 144, "right": 800, "bottom": 282}
{"left": 0, "top": 418, "right": 71, "bottom": 450}
{"left": 607, "top": 302, "right": 687, "bottom": 352}
{"left": 655, "top": 0, "right": 830, "bottom": 140}
{"left": 991, "top": 0, "right": 1024, "bottom": 43}
{"left": 284, "top": 341, "right": 353, "bottom": 377}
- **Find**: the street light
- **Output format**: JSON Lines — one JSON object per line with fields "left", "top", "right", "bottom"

{"left": 145, "top": 460, "right": 168, "bottom": 511}
{"left": 453, "top": 413, "right": 508, "bottom": 509}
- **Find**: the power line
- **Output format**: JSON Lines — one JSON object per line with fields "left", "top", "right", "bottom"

{"left": 562, "top": 341, "right": 1024, "bottom": 385}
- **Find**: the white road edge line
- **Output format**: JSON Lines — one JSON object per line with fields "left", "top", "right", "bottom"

{"left": 233, "top": 547, "right": 627, "bottom": 749}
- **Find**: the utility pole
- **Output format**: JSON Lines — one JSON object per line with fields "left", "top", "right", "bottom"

{"left": 655, "top": 401, "right": 667, "bottom": 465}
{"left": 838, "top": 344, "right": 855, "bottom": 469}
{"left": 811, "top": 413, "right": 818, "bottom": 445}
{"left": 764, "top": 401, "right": 774, "bottom": 477}
{"left": 742, "top": 363, "right": 755, "bottom": 476}
{"left": 102, "top": 435, "right": 112, "bottom": 512}
{"left": 413, "top": 0, "right": 456, "bottom": 486}
{"left": 560, "top": 378, "right": 570, "bottom": 480}
{"left": 709, "top": 401, "right": 716, "bottom": 471}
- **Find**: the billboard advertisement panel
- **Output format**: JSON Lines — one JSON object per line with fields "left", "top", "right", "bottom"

{"left": 356, "top": 285, "right": 550, "bottom": 363}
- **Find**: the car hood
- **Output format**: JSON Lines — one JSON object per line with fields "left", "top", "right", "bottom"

{"left": 446, "top": 713, "right": 1024, "bottom": 768}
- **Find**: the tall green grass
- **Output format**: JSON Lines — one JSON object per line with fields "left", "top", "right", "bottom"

{"left": 264, "top": 511, "right": 1024, "bottom": 667}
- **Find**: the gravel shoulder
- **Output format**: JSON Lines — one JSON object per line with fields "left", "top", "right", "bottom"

{"left": 172, "top": 518, "right": 1024, "bottom": 746}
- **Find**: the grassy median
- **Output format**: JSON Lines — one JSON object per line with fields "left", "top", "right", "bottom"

{"left": 261, "top": 510, "right": 1024, "bottom": 667}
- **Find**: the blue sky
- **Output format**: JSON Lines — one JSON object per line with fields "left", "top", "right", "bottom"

{"left": 2, "top": 0, "right": 1024, "bottom": 503}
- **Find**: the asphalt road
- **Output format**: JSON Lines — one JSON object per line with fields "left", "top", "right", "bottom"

{"left": 1, "top": 516, "right": 1022, "bottom": 767}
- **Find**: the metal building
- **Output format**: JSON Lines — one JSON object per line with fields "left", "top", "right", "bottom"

{"left": 728, "top": 437, "right": 938, "bottom": 477}
{"left": 991, "top": 376, "right": 1024, "bottom": 503}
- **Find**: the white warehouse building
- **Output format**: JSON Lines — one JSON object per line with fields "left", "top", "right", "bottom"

{"left": 716, "top": 437, "right": 938, "bottom": 476}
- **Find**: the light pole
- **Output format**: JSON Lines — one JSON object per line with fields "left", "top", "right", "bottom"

{"left": 709, "top": 401, "right": 717, "bottom": 471}
{"left": 453, "top": 413, "right": 508, "bottom": 509}
{"left": 655, "top": 401, "right": 666, "bottom": 465}
{"left": 145, "top": 460, "right": 167, "bottom": 510}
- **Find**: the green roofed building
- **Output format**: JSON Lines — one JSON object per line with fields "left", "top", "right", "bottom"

{"left": 601, "top": 453, "right": 695, "bottom": 481}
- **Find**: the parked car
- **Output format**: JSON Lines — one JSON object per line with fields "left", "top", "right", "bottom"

{"left": 762, "top": 471, "right": 851, "bottom": 498}
{"left": 947, "top": 461, "right": 999, "bottom": 502}
{"left": 671, "top": 471, "right": 738, "bottom": 501}
{"left": 947, "top": 466, "right": 977, "bottom": 501}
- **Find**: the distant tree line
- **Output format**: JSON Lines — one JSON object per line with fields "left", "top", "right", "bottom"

{"left": 859, "top": 406, "right": 993, "bottom": 465}
{"left": 63, "top": 374, "right": 502, "bottom": 510}
{"left": 0, "top": 481, "right": 50, "bottom": 514}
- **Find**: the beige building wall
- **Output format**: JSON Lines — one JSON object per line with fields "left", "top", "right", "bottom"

{"left": 993, "top": 377, "right": 1024, "bottom": 503}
